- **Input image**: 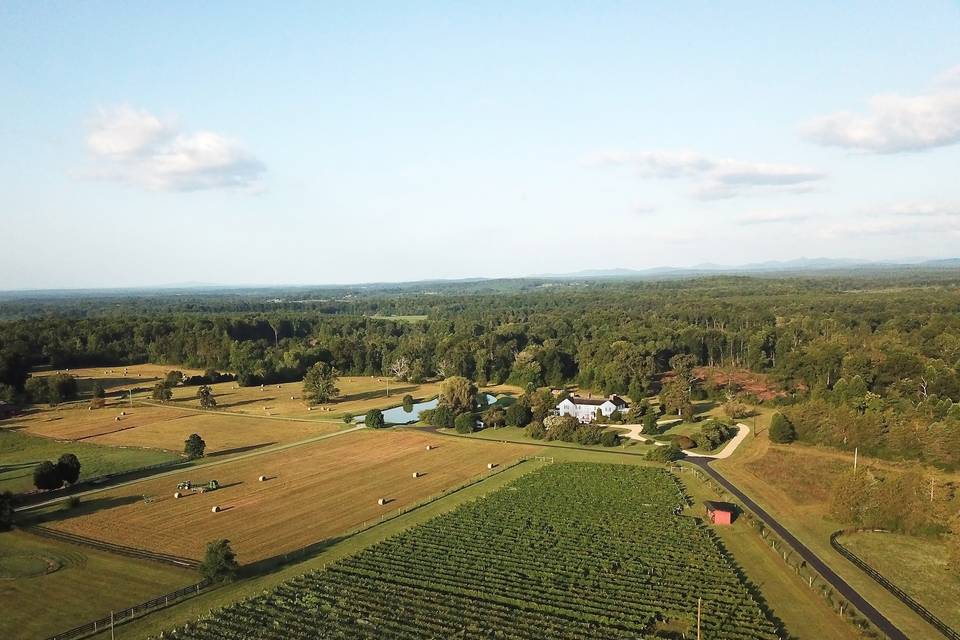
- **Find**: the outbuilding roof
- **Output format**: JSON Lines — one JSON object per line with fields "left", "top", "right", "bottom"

{"left": 703, "top": 500, "right": 736, "bottom": 513}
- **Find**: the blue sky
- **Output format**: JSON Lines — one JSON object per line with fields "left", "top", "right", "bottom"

{"left": 2, "top": 1, "right": 960, "bottom": 289}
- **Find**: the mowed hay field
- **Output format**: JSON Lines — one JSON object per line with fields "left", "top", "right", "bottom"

{"left": 11, "top": 400, "right": 343, "bottom": 455}
{"left": 45, "top": 430, "right": 539, "bottom": 564}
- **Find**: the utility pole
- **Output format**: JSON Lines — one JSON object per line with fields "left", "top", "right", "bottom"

{"left": 110, "top": 610, "right": 115, "bottom": 640}
{"left": 853, "top": 447, "right": 858, "bottom": 473}
{"left": 697, "top": 597, "right": 702, "bottom": 640}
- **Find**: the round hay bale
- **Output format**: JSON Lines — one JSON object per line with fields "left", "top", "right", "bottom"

{"left": 211, "top": 505, "right": 221, "bottom": 513}
{"left": 425, "top": 445, "right": 433, "bottom": 451}
{"left": 290, "top": 396, "right": 295, "bottom": 400}
{"left": 487, "top": 463, "right": 496, "bottom": 470}
{"left": 307, "top": 407, "right": 313, "bottom": 411}
{"left": 114, "top": 416, "right": 120, "bottom": 422}
{"left": 412, "top": 472, "right": 420, "bottom": 478}
{"left": 174, "top": 492, "right": 181, "bottom": 499}
{"left": 258, "top": 475, "right": 266, "bottom": 482}
{"left": 377, "top": 498, "right": 387, "bottom": 506}
{"left": 120, "top": 411, "right": 126, "bottom": 416}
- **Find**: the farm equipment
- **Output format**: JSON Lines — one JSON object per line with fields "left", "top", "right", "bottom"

{"left": 176, "top": 480, "right": 220, "bottom": 493}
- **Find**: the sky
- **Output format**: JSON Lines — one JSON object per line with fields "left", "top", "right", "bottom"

{"left": 2, "top": 1, "right": 960, "bottom": 289}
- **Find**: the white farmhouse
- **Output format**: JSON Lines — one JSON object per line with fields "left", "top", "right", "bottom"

{"left": 556, "top": 394, "right": 628, "bottom": 423}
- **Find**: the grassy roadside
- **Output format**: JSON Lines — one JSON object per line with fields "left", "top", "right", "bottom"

{"left": 713, "top": 409, "right": 945, "bottom": 640}
{"left": 678, "top": 466, "right": 858, "bottom": 639}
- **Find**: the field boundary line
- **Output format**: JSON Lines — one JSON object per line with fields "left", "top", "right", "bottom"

{"left": 43, "top": 579, "right": 211, "bottom": 640}
{"left": 24, "top": 525, "right": 199, "bottom": 568}
{"left": 831, "top": 529, "right": 960, "bottom": 640}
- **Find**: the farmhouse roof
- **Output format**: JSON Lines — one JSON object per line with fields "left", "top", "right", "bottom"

{"left": 703, "top": 501, "right": 736, "bottom": 513}
{"left": 564, "top": 394, "right": 627, "bottom": 407}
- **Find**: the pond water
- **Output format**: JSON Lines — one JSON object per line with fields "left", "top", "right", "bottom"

{"left": 356, "top": 394, "right": 498, "bottom": 425}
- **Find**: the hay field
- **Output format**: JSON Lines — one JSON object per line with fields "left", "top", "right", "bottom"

{"left": 33, "top": 364, "right": 204, "bottom": 395}
{"left": 11, "top": 401, "right": 342, "bottom": 455}
{"left": 163, "top": 376, "right": 521, "bottom": 420}
{"left": 45, "top": 430, "right": 538, "bottom": 564}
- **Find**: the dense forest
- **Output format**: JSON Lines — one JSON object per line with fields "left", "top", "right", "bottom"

{"left": 3, "top": 271, "right": 960, "bottom": 468}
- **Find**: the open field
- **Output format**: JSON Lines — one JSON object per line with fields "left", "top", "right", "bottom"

{"left": 8, "top": 400, "right": 344, "bottom": 455}
{"left": 0, "top": 529, "right": 193, "bottom": 640}
{"left": 841, "top": 531, "right": 960, "bottom": 631}
{"left": 0, "top": 429, "right": 180, "bottom": 493}
{"left": 42, "top": 429, "right": 538, "bottom": 563}
{"left": 160, "top": 463, "right": 781, "bottom": 640}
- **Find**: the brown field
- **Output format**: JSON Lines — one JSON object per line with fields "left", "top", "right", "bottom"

{"left": 33, "top": 363, "right": 205, "bottom": 395}
{"left": 44, "top": 430, "right": 539, "bottom": 563}
{"left": 163, "top": 376, "right": 522, "bottom": 420}
{"left": 693, "top": 366, "right": 787, "bottom": 401}
{"left": 11, "top": 400, "right": 344, "bottom": 454}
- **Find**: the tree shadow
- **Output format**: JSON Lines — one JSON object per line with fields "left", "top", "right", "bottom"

{"left": 337, "top": 385, "right": 419, "bottom": 403}
{"left": 27, "top": 494, "right": 144, "bottom": 525}
{"left": 208, "top": 442, "right": 276, "bottom": 457}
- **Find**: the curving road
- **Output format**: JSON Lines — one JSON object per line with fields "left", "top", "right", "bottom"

{"left": 687, "top": 456, "right": 908, "bottom": 640}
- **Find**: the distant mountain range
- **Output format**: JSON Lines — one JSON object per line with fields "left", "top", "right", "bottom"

{"left": 533, "top": 257, "right": 960, "bottom": 279}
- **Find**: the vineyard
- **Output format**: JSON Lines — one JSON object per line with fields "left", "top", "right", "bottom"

{"left": 165, "top": 463, "right": 780, "bottom": 639}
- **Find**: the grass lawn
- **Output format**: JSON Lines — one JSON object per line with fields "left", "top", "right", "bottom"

{"left": 0, "top": 529, "right": 194, "bottom": 640}
{"left": 0, "top": 429, "right": 180, "bottom": 494}
{"left": 840, "top": 531, "right": 960, "bottom": 631}
{"left": 436, "top": 424, "right": 655, "bottom": 454}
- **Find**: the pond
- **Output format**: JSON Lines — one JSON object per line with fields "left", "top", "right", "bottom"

{"left": 356, "top": 394, "right": 499, "bottom": 425}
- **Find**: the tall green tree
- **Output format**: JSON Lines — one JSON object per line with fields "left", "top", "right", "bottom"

{"left": 184, "top": 433, "right": 206, "bottom": 459}
{"left": 199, "top": 539, "right": 239, "bottom": 583}
{"left": 33, "top": 461, "right": 62, "bottom": 491}
{"left": 303, "top": 362, "right": 340, "bottom": 405}
{"left": 440, "top": 376, "right": 477, "bottom": 414}
{"left": 56, "top": 453, "right": 81, "bottom": 485}
{"left": 197, "top": 385, "right": 217, "bottom": 409}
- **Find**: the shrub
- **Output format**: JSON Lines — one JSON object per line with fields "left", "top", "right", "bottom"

{"left": 723, "top": 400, "right": 750, "bottom": 419}
{"left": 574, "top": 425, "right": 605, "bottom": 446}
{"left": 646, "top": 444, "right": 684, "bottom": 463}
{"left": 365, "top": 409, "right": 385, "bottom": 429}
{"left": 525, "top": 421, "right": 546, "bottom": 440}
{"left": 642, "top": 412, "right": 659, "bottom": 434}
{"left": 769, "top": 412, "right": 796, "bottom": 443}
{"left": 543, "top": 415, "right": 578, "bottom": 442}
{"left": 0, "top": 492, "right": 16, "bottom": 530}
{"left": 599, "top": 430, "right": 621, "bottom": 447}
{"left": 152, "top": 383, "right": 172, "bottom": 402}
{"left": 33, "top": 461, "right": 62, "bottom": 491}
{"left": 454, "top": 412, "right": 477, "bottom": 433}
{"left": 402, "top": 394, "right": 414, "bottom": 412}
{"left": 56, "top": 453, "right": 81, "bottom": 485}
{"left": 505, "top": 403, "right": 532, "bottom": 427}
{"left": 342, "top": 412, "right": 354, "bottom": 424}
{"left": 481, "top": 406, "right": 506, "bottom": 429}
{"left": 424, "top": 404, "right": 455, "bottom": 428}
{"left": 673, "top": 434, "right": 696, "bottom": 450}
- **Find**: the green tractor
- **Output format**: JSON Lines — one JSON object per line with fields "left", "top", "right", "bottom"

{"left": 176, "top": 479, "right": 220, "bottom": 493}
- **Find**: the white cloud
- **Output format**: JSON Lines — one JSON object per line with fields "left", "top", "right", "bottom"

{"left": 818, "top": 200, "right": 960, "bottom": 238}
{"left": 632, "top": 201, "right": 658, "bottom": 215}
{"left": 737, "top": 210, "right": 810, "bottom": 225}
{"left": 803, "top": 68, "right": 960, "bottom": 153}
{"left": 585, "top": 150, "right": 824, "bottom": 200}
{"left": 84, "top": 105, "right": 265, "bottom": 192}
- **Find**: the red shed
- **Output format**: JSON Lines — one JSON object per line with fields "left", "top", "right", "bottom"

{"left": 704, "top": 500, "right": 736, "bottom": 525}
